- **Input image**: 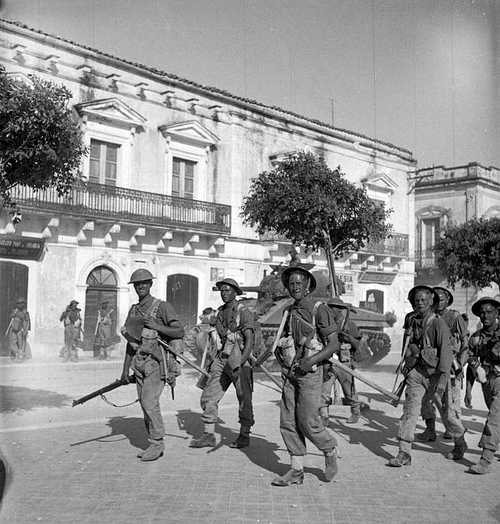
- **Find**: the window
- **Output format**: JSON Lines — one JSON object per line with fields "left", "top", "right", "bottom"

{"left": 89, "top": 139, "right": 120, "bottom": 186}
{"left": 422, "top": 217, "right": 440, "bottom": 252}
{"left": 172, "top": 157, "right": 196, "bottom": 199}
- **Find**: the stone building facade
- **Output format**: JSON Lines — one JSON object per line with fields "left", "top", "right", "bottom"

{"left": 0, "top": 19, "right": 416, "bottom": 357}
{"left": 414, "top": 162, "right": 500, "bottom": 317}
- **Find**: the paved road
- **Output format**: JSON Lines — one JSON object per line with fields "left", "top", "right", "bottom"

{"left": 0, "top": 355, "right": 498, "bottom": 524}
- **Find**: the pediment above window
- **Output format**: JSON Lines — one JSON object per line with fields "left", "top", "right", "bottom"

{"left": 5, "top": 71, "right": 34, "bottom": 87}
{"left": 159, "top": 120, "right": 220, "bottom": 148}
{"left": 361, "top": 172, "right": 398, "bottom": 194}
{"left": 75, "top": 98, "right": 147, "bottom": 129}
{"left": 417, "top": 205, "right": 451, "bottom": 219}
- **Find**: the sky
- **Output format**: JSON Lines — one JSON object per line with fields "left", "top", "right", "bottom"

{"left": 2, "top": 0, "right": 499, "bottom": 168}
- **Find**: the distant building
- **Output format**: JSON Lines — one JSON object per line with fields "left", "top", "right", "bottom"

{"left": 414, "top": 162, "right": 500, "bottom": 316}
{"left": 0, "top": 19, "right": 416, "bottom": 357}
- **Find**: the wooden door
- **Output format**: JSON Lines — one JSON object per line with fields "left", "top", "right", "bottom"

{"left": 0, "top": 262, "right": 28, "bottom": 355}
{"left": 166, "top": 274, "right": 198, "bottom": 329}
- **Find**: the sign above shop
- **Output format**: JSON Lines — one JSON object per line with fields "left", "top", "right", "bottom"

{"left": 0, "top": 236, "right": 45, "bottom": 261}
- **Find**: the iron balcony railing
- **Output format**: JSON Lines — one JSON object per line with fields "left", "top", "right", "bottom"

{"left": 415, "top": 249, "right": 437, "bottom": 268}
{"left": 259, "top": 231, "right": 409, "bottom": 258}
{"left": 11, "top": 182, "right": 231, "bottom": 235}
{"left": 359, "top": 233, "right": 409, "bottom": 257}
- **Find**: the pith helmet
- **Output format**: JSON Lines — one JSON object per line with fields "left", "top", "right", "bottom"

{"left": 471, "top": 297, "right": 500, "bottom": 317}
{"left": 128, "top": 268, "right": 155, "bottom": 284}
{"left": 215, "top": 278, "right": 243, "bottom": 295}
{"left": 433, "top": 286, "right": 454, "bottom": 307}
{"left": 281, "top": 265, "right": 317, "bottom": 292}
{"left": 407, "top": 285, "right": 439, "bottom": 307}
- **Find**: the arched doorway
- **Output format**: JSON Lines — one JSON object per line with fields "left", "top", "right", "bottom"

{"left": 0, "top": 261, "right": 28, "bottom": 355}
{"left": 166, "top": 274, "right": 198, "bottom": 329}
{"left": 83, "top": 265, "right": 118, "bottom": 351}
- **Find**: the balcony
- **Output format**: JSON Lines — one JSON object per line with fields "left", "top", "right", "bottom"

{"left": 359, "top": 233, "right": 409, "bottom": 258}
{"left": 10, "top": 182, "right": 231, "bottom": 235}
{"left": 415, "top": 249, "right": 437, "bottom": 269}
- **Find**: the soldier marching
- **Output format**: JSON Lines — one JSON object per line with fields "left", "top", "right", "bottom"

{"left": 65, "top": 263, "right": 500, "bottom": 483}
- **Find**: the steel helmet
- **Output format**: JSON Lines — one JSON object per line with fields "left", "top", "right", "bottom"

{"left": 128, "top": 268, "right": 155, "bottom": 284}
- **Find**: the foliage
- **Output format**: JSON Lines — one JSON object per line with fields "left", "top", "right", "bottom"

{"left": 383, "top": 310, "right": 397, "bottom": 327}
{"left": 357, "top": 330, "right": 391, "bottom": 368}
{"left": 0, "top": 66, "right": 87, "bottom": 205}
{"left": 434, "top": 217, "right": 500, "bottom": 289}
{"left": 241, "top": 152, "right": 391, "bottom": 258}
{"left": 241, "top": 152, "right": 391, "bottom": 295}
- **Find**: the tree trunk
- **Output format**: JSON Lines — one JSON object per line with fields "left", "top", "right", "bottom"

{"left": 323, "top": 230, "right": 337, "bottom": 297}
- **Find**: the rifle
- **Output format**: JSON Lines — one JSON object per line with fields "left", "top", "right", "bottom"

{"left": 252, "top": 310, "right": 289, "bottom": 368}
{"left": 72, "top": 375, "right": 135, "bottom": 407}
{"left": 157, "top": 338, "right": 209, "bottom": 377}
{"left": 4, "top": 318, "right": 13, "bottom": 337}
{"left": 330, "top": 359, "right": 399, "bottom": 405}
{"left": 248, "top": 355, "right": 282, "bottom": 390}
{"left": 393, "top": 332, "right": 411, "bottom": 392}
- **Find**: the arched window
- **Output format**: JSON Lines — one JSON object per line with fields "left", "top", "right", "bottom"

{"left": 83, "top": 265, "right": 118, "bottom": 353}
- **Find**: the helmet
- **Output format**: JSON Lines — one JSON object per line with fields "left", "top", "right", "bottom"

{"left": 128, "top": 268, "right": 155, "bottom": 284}
{"left": 215, "top": 278, "right": 243, "bottom": 295}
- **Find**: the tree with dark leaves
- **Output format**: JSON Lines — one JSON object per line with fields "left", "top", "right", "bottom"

{"left": 0, "top": 66, "right": 86, "bottom": 207}
{"left": 241, "top": 152, "right": 391, "bottom": 296}
{"left": 435, "top": 217, "right": 500, "bottom": 290}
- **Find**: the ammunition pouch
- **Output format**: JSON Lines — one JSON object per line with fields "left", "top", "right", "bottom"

{"left": 404, "top": 343, "right": 420, "bottom": 370}
{"left": 420, "top": 346, "right": 439, "bottom": 368}
{"left": 275, "top": 336, "right": 295, "bottom": 369}
{"left": 221, "top": 332, "right": 242, "bottom": 373}
{"left": 304, "top": 336, "right": 323, "bottom": 359}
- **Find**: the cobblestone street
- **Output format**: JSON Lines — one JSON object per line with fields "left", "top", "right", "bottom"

{"left": 1, "top": 355, "right": 499, "bottom": 524}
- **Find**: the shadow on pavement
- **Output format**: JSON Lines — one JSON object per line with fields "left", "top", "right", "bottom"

{"left": 70, "top": 416, "right": 147, "bottom": 450}
{"left": 328, "top": 393, "right": 399, "bottom": 460}
{"left": 176, "top": 408, "right": 323, "bottom": 479}
{"left": 0, "top": 450, "right": 11, "bottom": 511}
{"left": 0, "top": 385, "right": 71, "bottom": 412}
{"left": 328, "top": 392, "right": 483, "bottom": 465}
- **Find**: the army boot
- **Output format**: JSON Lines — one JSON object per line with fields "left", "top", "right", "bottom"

{"left": 229, "top": 426, "right": 250, "bottom": 449}
{"left": 324, "top": 449, "right": 338, "bottom": 481}
{"left": 469, "top": 449, "right": 494, "bottom": 474}
{"left": 140, "top": 439, "right": 164, "bottom": 462}
{"left": 442, "top": 430, "right": 452, "bottom": 440}
{"left": 387, "top": 451, "right": 412, "bottom": 467}
{"left": 346, "top": 405, "right": 361, "bottom": 424}
{"left": 189, "top": 432, "right": 216, "bottom": 448}
{"left": 416, "top": 418, "right": 436, "bottom": 442}
{"left": 445, "top": 432, "right": 467, "bottom": 460}
{"left": 271, "top": 469, "right": 304, "bottom": 486}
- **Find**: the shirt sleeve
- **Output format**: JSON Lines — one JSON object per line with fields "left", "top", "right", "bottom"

{"left": 315, "top": 303, "right": 337, "bottom": 342}
{"left": 453, "top": 313, "right": 468, "bottom": 352}
{"left": 157, "top": 301, "right": 179, "bottom": 327}
{"left": 239, "top": 306, "right": 255, "bottom": 332}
